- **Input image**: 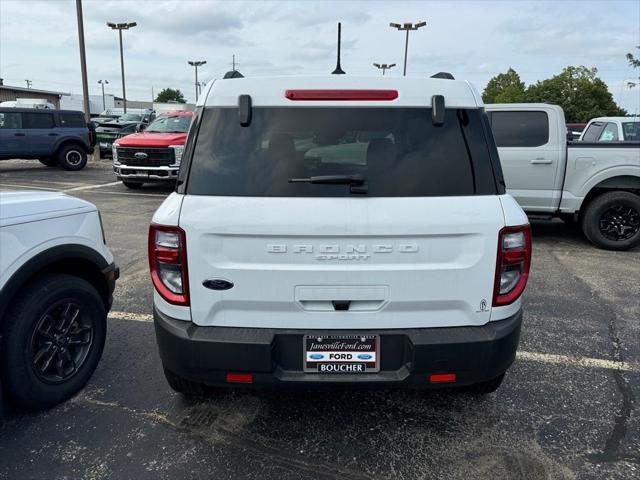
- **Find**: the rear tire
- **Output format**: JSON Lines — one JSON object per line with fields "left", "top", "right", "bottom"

{"left": 57, "top": 144, "right": 87, "bottom": 171}
{"left": 581, "top": 191, "right": 640, "bottom": 251}
{"left": 0, "top": 274, "right": 106, "bottom": 410}
{"left": 39, "top": 157, "right": 58, "bottom": 167}
{"left": 467, "top": 373, "right": 505, "bottom": 395}
{"left": 163, "top": 367, "right": 207, "bottom": 396}
{"left": 122, "top": 180, "right": 144, "bottom": 189}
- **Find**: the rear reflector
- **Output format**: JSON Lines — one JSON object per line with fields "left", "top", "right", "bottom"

{"left": 225, "top": 373, "right": 254, "bottom": 384}
{"left": 285, "top": 89, "right": 398, "bottom": 101}
{"left": 429, "top": 373, "right": 457, "bottom": 384}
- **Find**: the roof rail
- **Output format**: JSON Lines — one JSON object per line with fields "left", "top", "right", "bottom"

{"left": 430, "top": 72, "right": 455, "bottom": 80}
{"left": 223, "top": 70, "right": 244, "bottom": 79}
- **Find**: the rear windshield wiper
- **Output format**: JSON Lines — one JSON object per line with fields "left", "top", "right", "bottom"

{"left": 289, "top": 174, "right": 368, "bottom": 194}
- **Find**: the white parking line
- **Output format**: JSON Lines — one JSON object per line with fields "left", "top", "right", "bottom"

{"left": 81, "top": 190, "right": 167, "bottom": 198}
{"left": 0, "top": 182, "right": 166, "bottom": 197}
{"left": 109, "top": 311, "right": 153, "bottom": 322}
{"left": 0, "top": 183, "right": 57, "bottom": 191}
{"left": 516, "top": 351, "right": 636, "bottom": 372}
{"left": 63, "top": 181, "right": 121, "bottom": 192}
{"left": 106, "top": 310, "right": 638, "bottom": 372}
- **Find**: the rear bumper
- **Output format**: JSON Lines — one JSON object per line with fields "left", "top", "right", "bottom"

{"left": 154, "top": 308, "right": 522, "bottom": 388}
{"left": 114, "top": 164, "right": 179, "bottom": 182}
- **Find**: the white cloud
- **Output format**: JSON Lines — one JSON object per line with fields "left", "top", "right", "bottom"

{"left": 0, "top": 0, "right": 638, "bottom": 112}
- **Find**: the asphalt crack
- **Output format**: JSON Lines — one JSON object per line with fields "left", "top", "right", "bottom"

{"left": 549, "top": 250, "right": 637, "bottom": 465}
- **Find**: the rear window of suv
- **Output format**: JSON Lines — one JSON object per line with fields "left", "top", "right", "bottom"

{"left": 59, "top": 112, "right": 86, "bottom": 128}
{"left": 186, "top": 107, "right": 498, "bottom": 197}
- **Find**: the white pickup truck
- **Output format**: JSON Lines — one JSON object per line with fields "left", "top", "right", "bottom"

{"left": 486, "top": 104, "right": 640, "bottom": 250}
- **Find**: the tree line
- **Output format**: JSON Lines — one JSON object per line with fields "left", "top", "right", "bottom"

{"left": 482, "top": 48, "right": 639, "bottom": 123}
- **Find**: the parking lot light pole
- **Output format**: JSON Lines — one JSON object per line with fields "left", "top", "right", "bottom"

{"left": 75, "top": 0, "right": 91, "bottom": 121}
{"left": 389, "top": 21, "right": 426, "bottom": 76}
{"left": 98, "top": 80, "right": 109, "bottom": 110}
{"left": 373, "top": 63, "right": 396, "bottom": 76}
{"left": 107, "top": 21, "right": 137, "bottom": 113}
{"left": 188, "top": 60, "right": 206, "bottom": 100}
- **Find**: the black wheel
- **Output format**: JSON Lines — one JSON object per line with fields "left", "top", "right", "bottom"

{"left": 57, "top": 144, "right": 87, "bottom": 171}
{"left": 581, "top": 191, "right": 640, "bottom": 251}
{"left": 163, "top": 367, "right": 207, "bottom": 396}
{"left": 0, "top": 274, "right": 106, "bottom": 410}
{"left": 466, "top": 374, "right": 505, "bottom": 394}
{"left": 39, "top": 157, "right": 58, "bottom": 167}
{"left": 122, "top": 180, "right": 144, "bottom": 189}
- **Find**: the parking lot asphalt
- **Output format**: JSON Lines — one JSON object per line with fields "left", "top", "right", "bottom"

{"left": 0, "top": 158, "right": 638, "bottom": 480}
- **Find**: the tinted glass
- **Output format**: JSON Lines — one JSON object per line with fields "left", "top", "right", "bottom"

{"left": 59, "top": 112, "right": 86, "bottom": 128}
{"left": 581, "top": 122, "right": 604, "bottom": 142}
{"left": 598, "top": 123, "right": 619, "bottom": 141}
{"left": 622, "top": 122, "right": 640, "bottom": 141}
{"left": 490, "top": 111, "right": 549, "bottom": 147}
{"left": 119, "top": 114, "right": 143, "bottom": 122}
{"left": 23, "top": 112, "right": 55, "bottom": 129}
{"left": 0, "top": 112, "right": 22, "bottom": 129}
{"left": 146, "top": 115, "right": 192, "bottom": 133}
{"left": 187, "top": 107, "right": 496, "bottom": 197}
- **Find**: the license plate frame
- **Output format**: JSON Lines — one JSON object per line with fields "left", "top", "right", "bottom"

{"left": 303, "top": 334, "right": 380, "bottom": 373}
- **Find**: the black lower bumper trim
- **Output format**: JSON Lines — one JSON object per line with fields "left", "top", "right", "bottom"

{"left": 154, "top": 308, "right": 522, "bottom": 388}
{"left": 101, "top": 262, "right": 119, "bottom": 312}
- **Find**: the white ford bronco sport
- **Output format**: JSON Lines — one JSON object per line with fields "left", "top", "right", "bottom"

{"left": 0, "top": 191, "right": 118, "bottom": 411}
{"left": 150, "top": 74, "right": 531, "bottom": 394}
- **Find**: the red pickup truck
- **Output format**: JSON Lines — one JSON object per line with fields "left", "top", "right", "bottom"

{"left": 112, "top": 111, "right": 193, "bottom": 189}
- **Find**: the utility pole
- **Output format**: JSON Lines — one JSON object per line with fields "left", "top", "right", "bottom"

{"left": 389, "top": 21, "right": 426, "bottom": 76}
{"left": 97, "top": 80, "right": 109, "bottom": 111}
{"left": 107, "top": 21, "right": 137, "bottom": 113}
{"left": 188, "top": 60, "right": 206, "bottom": 100}
{"left": 75, "top": 0, "right": 91, "bottom": 121}
{"left": 25, "top": 79, "right": 32, "bottom": 89}
{"left": 373, "top": 63, "right": 396, "bottom": 76}
{"left": 231, "top": 54, "right": 240, "bottom": 72}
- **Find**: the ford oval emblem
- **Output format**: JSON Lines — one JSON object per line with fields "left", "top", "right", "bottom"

{"left": 309, "top": 354, "right": 324, "bottom": 360}
{"left": 134, "top": 152, "right": 148, "bottom": 159}
{"left": 357, "top": 354, "right": 372, "bottom": 360}
{"left": 202, "top": 279, "right": 234, "bottom": 291}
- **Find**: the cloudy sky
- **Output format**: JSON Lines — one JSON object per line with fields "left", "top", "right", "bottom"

{"left": 1, "top": 0, "right": 639, "bottom": 112}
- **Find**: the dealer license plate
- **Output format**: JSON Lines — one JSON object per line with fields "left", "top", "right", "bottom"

{"left": 303, "top": 335, "right": 379, "bottom": 373}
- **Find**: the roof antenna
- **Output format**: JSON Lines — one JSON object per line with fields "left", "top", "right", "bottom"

{"left": 332, "top": 22, "right": 346, "bottom": 75}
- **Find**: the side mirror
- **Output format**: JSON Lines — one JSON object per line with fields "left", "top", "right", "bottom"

{"left": 566, "top": 131, "right": 574, "bottom": 142}
{"left": 135, "top": 124, "right": 144, "bottom": 133}
{"left": 431, "top": 95, "right": 445, "bottom": 126}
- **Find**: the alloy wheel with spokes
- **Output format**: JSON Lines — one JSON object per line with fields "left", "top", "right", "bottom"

{"left": 598, "top": 205, "right": 640, "bottom": 241}
{"left": 30, "top": 300, "right": 94, "bottom": 384}
{"left": 65, "top": 150, "right": 83, "bottom": 166}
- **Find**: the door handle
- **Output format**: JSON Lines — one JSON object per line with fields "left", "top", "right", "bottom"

{"left": 14, "top": 133, "right": 25, "bottom": 137}
{"left": 530, "top": 158, "right": 552, "bottom": 164}
{"left": 48, "top": 133, "right": 59, "bottom": 137}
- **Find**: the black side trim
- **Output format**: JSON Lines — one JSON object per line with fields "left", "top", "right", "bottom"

{"left": 568, "top": 141, "right": 640, "bottom": 148}
{"left": 0, "top": 245, "right": 110, "bottom": 326}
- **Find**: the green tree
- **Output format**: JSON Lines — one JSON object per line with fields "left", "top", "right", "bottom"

{"left": 525, "top": 66, "right": 626, "bottom": 123}
{"left": 154, "top": 88, "right": 186, "bottom": 104}
{"left": 482, "top": 68, "right": 527, "bottom": 104}
{"left": 626, "top": 46, "right": 640, "bottom": 88}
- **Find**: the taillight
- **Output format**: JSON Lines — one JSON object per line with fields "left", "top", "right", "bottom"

{"left": 149, "top": 224, "right": 189, "bottom": 306}
{"left": 493, "top": 225, "right": 532, "bottom": 306}
{"left": 285, "top": 89, "right": 399, "bottom": 101}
